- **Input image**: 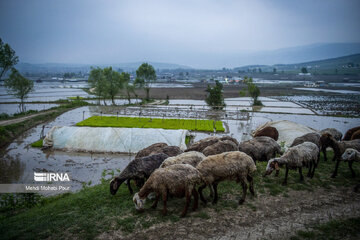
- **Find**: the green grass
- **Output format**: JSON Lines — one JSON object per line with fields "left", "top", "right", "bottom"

{"left": 290, "top": 217, "right": 360, "bottom": 240}
{"left": 30, "top": 139, "right": 43, "bottom": 148}
{"left": 76, "top": 116, "right": 225, "bottom": 132}
{"left": 0, "top": 151, "right": 359, "bottom": 239}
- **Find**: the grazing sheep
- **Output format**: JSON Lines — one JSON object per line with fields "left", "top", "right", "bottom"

{"left": 185, "top": 137, "right": 220, "bottom": 152}
{"left": 321, "top": 134, "right": 360, "bottom": 178}
{"left": 291, "top": 132, "right": 321, "bottom": 148}
{"left": 196, "top": 151, "right": 257, "bottom": 205}
{"left": 351, "top": 129, "right": 360, "bottom": 140}
{"left": 160, "top": 151, "right": 206, "bottom": 168}
{"left": 202, "top": 140, "right": 238, "bottom": 156}
{"left": 219, "top": 136, "right": 239, "bottom": 146}
{"left": 342, "top": 148, "right": 360, "bottom": 162}
{"left": 320, "top": 128, "right": 342, "bottom": 141}
{"left": 263, "top": 142, "right": 319, "bottom": 185}
{"left": 133, "top": 164, "right": 203, "bottom": 217}
{"left": 343, "top": 126, "right": 360, "bottom": 140}
{"left": 238, "top": 136, "right": 281, "bottom": 163}
{"left": 135, "top": 143, "right": 168, "bottom": 159}
{"left": 254, "top": 126, "right": 279, "bottom": 141}
{"left": 291, "top": 132, "right": 322, "bottom": 160}
{"left": 158, "top": 146, "right": 183, "bottom": 157}
{"left": 110, "top": 153, "right": 168, "bottom": 195}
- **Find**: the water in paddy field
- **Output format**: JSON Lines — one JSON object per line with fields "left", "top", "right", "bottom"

{"left": 0, "top": 103, "right": 60, "bottom": 115}
{"left": 1, "top": 103, "right": 360, "bottom": 195}
{"left": 0, "top": 81, "right": 90, "bottom": 103}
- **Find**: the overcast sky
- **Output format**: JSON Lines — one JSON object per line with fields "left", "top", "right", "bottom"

{"left": 1, "top": 0, "right": 360, "bottom": 68}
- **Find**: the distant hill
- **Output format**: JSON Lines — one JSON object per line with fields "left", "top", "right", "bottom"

{"left": 15, "top": 61, "right": 192, "bottom": 74}
{"left": 234, "top": 53, "right": 360, "bottom": 74}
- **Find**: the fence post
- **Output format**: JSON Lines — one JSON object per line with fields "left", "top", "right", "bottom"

{"left": 83, "top": 111, "right": 85, "bottom": 120}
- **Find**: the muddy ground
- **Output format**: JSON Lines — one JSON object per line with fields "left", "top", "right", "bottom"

{"left": 134, "top": 84, "right": 359, "bottom": 100}
{"left": 99, "top": 186, "right": 360, "bottom": 240}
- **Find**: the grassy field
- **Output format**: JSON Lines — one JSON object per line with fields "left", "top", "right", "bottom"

{"left": 1, "top": 152, "right": 359, "bottom": 239}
{"left": 290, "top": 217, "right": 360, "bottom": 240}
{"left": 76, "top": 116, "right": 225, "bottom": 132}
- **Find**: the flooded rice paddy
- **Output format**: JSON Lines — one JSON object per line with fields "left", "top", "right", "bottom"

{"left": 1, "top": 102, "right": 359, "bottom": 195}
{"left": 1, "top": 81, "right": 360, "bottom": 194}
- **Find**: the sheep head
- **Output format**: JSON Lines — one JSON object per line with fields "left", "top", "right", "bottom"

{"left": 110, "top": 177, "right": 122, "bottom": 195}
{"left": 341, "top": 148, "right": 357, "bottom": 161}
{"left": 263, "top": 158, "right": 280, "bottom": 177}
{"left": 133, "top": 193, "right": 146, "bottom": 211}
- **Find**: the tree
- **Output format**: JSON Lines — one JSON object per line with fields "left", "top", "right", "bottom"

{"left": 103, "top": 67, "right": 124, "bottom": 105}
{"left": 121, "top": 72, "right": 137, "bottom": 104}
{"left": 301, "top": 67, "right": 308, "bottom": 74}
{"left": 4, "top": 68, "right": 34, "bottom": 112}
{"left": 134, "top": 63, "right": 157, "bottom": 100}
{"left": 88, "top": 67, "right": 106, "bottom": 105}
{"left": 205, "top": 80, "right": 225, "bottom": 110}
{"left": 240, "top": 77, "right": 262, "bottom": 106}
{"left": 0, "top": 38, "right": 19, "bottom": 79}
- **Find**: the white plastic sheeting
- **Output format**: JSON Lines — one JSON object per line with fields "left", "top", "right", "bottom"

{"left": 254, "top": 120, "right": 317, "bottom": 147}
{"left": 43, "top": 126, "right": 189, "bottom": 153}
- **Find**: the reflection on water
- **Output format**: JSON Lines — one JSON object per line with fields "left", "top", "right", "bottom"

{"left": 0, "top": 103, "right": 60, "bottom": 115}
{"left": 0, "top": 155, "right": 25, "bottom": 183}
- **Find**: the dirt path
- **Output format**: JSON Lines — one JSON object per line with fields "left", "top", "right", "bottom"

{"left": 0, "top": 110, "right": 57, "bottom": 126}
{"left": 98, "top": 186, "right": 360, "bottom": 240}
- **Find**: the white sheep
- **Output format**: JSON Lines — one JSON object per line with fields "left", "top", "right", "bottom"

{"left": 133, "top": 164, "right": 203, "bottom": 217}
{"left": 264, "top": 142, "right": 319, "bottom": 185}
{"left": 160, "top": 151, "right": 206, "bottom": 168}
{"left": 341, "top": 148, "right": 360, "bottom": 162}
{"left": 196, "top": 151, "right": 257, "bottom": 205}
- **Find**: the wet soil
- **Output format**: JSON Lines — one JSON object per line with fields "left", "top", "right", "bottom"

{"left": 99, "top": 186, "right": 360, "bottom": 240}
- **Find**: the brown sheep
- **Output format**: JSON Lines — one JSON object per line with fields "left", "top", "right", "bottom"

{"left": 202, "top": 140, "right": 238, "bottom": 156}
{"left": 254, "top": 126, "right": 279, "bottom": 141}
{"left": 351, "top": 129, "right": 360, "bottom": 140}
{"left": 320, "top": 128, "right": 343, "bottom": 141}
{"left": 321, "top": 133, "right": 360, "bottom": 178}
{"left": 185, "top": 137, "right": 219, "bottom": 152}
{"left": 133, "top": 164, "right": 203, "bottom": 217}
{"left": 158, "top": 146, "right": 183, "bottom": 157}
{"left": 197, "top": 151, "right": 257, "bottom": 205}
{"left": 135, "top": 143, "right": 168, "bottom": 158}
{"left": 238, "top": 136, "right": 281, "bottom": 163}
{"left": 343, "top": 126, "right": 360, "bottom": 140}
{"left": 219, "top": 136, "right": 239, "bottom": 146}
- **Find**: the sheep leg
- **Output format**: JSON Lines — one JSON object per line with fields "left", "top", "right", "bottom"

{"left": 180, "top": 189, "right": 191, "bottom": 217}
{"left": 209, "top": 185, "right": 214, "bottom": 198}
{"left": 298, "top": 167, "right": 304, "bottom": 181}
{"left": 307, "top": 162, "right": 312, "bottom": 177}
{"left": 348, "top": 161, "right": 356, "bottom": 177}
{"left": 282, "top": 166, "right": 289, "bottom": 186}
{"left": 212, "top": 183, "right": 218, "bottom": 204}
{"left": 198, "top": 184, "right": 207, "bottom": 204}
{"left": 151, "top": 193, "right": 160, "bottom": 209}
{"left": 322, "top": 148, "right": 327, "bottom": 161}
{"left": 239, "top": 178, "right": 248, "bottom": 205}
{"left": 247, "top": 175, "right": 255, "bottom": 196}
{"left": 331, "top": 159, "right": 340, "bottom": 178}
{"left": 126, "top": 179, "right": 133, "bottom": 194}
{"left": 162, "top": 191, "right": 168, "bottom": 216}
{"left": 192, "top": 188, "right": 199, "bottom": 211}
{"left": 311, "top": 161, "right": 317, "bottom": 178}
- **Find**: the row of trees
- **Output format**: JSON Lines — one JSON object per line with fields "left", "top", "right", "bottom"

{"left": 88, "top": 63, "right": 157, "bottom": 105}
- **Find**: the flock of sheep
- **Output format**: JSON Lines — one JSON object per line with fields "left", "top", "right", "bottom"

{"left": 110, "top": 125, "right": 360, "bottom": 217}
